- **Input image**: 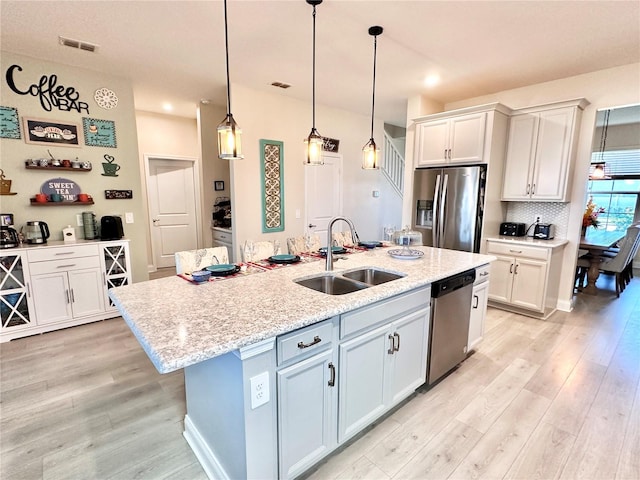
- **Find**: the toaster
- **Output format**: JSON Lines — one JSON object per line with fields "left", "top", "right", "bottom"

{"left": 100, "top": 215, "right": 124, "bottom": 240}
{"left": 533, "top": 223, "right": 555, "bottom": 240}
{"left": 500, "top": 222, "right": 526, "bottom": 237}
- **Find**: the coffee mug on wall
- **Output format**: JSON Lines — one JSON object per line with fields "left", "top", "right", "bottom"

{"left": 102, "top": 162, "right": 120, "bottom": 176}
{"left": 77, "top": 193, "right": 90, "bottom": 202}
{"left": 51, "top": 193, "right": 63, "bottom": 202}
{"left": 35, "top": 193, "right": 48, "bottom": 203}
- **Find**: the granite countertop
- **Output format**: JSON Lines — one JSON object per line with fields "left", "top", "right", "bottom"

{"left": 108, "top": 246, "right": 494, "bottom": 374}
{"left": 486, "top": 236, "right": 568, "bottom": 248}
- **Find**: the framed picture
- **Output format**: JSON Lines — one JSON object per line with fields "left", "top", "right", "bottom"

{"left": 214, "top": 181, "right": 225, "bottom": 191}
{"left": 83, "top": 117, "right": 117, "bottom": 148}
{"left": 23, "top": 117, "right": 81, "bottom": 147}
{"left": 0, "top": 106, "right": 21, "bottom": 139}
{"left": 260, "top": 139, "right": 285, "bottom": 233}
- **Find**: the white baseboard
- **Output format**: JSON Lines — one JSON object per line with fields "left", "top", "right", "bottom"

{"left": 147, "top": 264, "right": 156, "bottom": 273}
{"left": 557, "top": 298, "right": 573, "bottom": 312}
{"left": 183, "top": 415, "right": 229, "bottom": 480}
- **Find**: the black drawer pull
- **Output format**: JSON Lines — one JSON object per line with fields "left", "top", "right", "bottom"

{"left": 298, "top": 335, "right": 321, "bottom": 349}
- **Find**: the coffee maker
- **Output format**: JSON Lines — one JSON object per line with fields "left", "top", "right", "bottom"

{"left": 0, "top": 213, "right": 20, "bottom": 248}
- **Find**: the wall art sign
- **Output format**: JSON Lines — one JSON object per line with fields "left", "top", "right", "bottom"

{"left": 23, "top": 117, "right": 80, "bottom": 147}
{"left": 94, "top": 88, "right": 118, "bottom": 109}
{"left": 101, "top": 154, "right": 120, "bottom": 177}
{"left": 322, "top": 137, "right": 340, "bottom": 153}
{"left": 260, "top": 139, "right": 285, "bottom": 233}
{"left": 83, "top": 118, "right": 117, "bottom": 148}
{"left": 0, "top": 106, "right": 21, "bottom": 139}
{"left": 41, "top": 177, "right": 81, "bottom": 201}
{"left": 5, "top": 64, "right": 90, "bottom": 114}
{"left": 105, "top": 189, "right": 132, "bottom": 199}
{"left": 214, "top": 181, "right": 225, "bottom": 191}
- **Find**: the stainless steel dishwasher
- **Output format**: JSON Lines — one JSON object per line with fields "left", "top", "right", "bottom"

{"left": 427, "top": 269, "right": 476, "bottom": 385}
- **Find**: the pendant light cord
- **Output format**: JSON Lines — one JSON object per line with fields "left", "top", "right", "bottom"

{"left": 223, "top": 0, "right": 232, "bottom": 115}
{"left": 312, "top": 4, "right": 317, "bottom": 131}
{"left": 370, "top": 34, "right": 377, "bottom": 139}
{"left": 599, "top": 109, "right": 610, "bottom": 162}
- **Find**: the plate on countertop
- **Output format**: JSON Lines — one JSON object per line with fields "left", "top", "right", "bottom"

{"left": 318, "top": 246, "right": 347, "bottom": 256}
{"left": 358, "top": 241, "right": 383, "bottom": 249}
{"left": 387, "top": 248, "right": 424, "bottom": 260}
{"left": 205, "top": 264, "right": 240, "bottom": 276}
{"left": 268, "top": 254, "right": 300, "bottom": 264}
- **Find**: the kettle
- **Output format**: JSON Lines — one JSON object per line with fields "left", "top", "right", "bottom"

{"left": 25, "top": 221, "right": 50, "bottom": 244}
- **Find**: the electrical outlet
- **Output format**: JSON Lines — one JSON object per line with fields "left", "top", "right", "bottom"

{"left": 125, "top": 212, "right": 134, "bottom": 224}
{"left": 250, "top": 371, "right": 269, "bottom": 409}
{"left": 534, "top": 214, "right": 542, "bottom": 224}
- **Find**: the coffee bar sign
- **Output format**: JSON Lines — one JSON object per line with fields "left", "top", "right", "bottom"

{"left": 41, "top": 178, "right": 81, "bottom": 201}
{"left": 322, "top": 137, "right": 339, "bottom": 153}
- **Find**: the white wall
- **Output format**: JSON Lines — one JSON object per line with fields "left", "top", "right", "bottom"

{"left": 135, "top": 110, "right": 200, "bottom": 269}
{"left": 228, "top": 83, "right": 395, "bottom": 258}
{"left": 408, "top": 63, "right": 640, "bottom": 311}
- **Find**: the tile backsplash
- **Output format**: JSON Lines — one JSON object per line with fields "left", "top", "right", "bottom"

{"left": 505, "top": 202, "right": 571, "bottom": 239}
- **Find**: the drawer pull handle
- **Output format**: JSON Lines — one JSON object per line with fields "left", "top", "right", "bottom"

{"left": 509, "top": 250, "right": 522, "bottom": 254}
{"left": 328, "top": 362, "right": 335, "bottom": 387}
{"left": 479, "top": 271, "right": 489, "bottom": 277}
{"left": 27, "top": 282, "right": 31, "bottom": 298}
{"left": 298, "top": 335, "right": 321, "bottom": 349}
{"left": 394, "top": 332, "right": 400, "bottom": 352}
{"left": 55, "top": 252, "right": 75, "bottom": 256}
{"left": 57, "top": 264, "right": 76, "bottom": 269}
{"left": 388, "top": 334, "right": 395, "bottom": 354}
{"left": 473, "top": 294, "right": 479, "bottom": 309}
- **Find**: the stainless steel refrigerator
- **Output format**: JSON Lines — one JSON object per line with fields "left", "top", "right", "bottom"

{"left": 412, "top": 165, "right": 486, "bottom": 253}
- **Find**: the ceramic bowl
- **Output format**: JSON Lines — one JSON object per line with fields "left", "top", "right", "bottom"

{"left": 191, "top": 270, "right": 211, "bottom": 283}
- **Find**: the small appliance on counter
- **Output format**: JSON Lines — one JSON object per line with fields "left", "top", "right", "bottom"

{"left": 0, "top": 213, "right": 19, "bottom": 249}
{"left": 533, "top": 223, "right": 555, "bottom": 240}
{"left": 100, "top": 215, "right": 124, "bottom": 240}
{"left": 500, "top": 222, "right": 526, "bottom": 237}
{"left": 24, "top": 221, "right": 50, "bottom": 244}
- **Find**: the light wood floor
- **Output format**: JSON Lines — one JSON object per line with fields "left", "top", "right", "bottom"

{"left": 1, "top": 271, "right": 638, "bottom": 479}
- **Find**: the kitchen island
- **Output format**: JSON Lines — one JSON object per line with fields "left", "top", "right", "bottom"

{"left": 109, "top": 246, "right": 493, "bottom": 479}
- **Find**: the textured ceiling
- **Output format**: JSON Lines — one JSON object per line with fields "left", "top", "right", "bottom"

{"left": 1, "top": 1, "right": 639, "bottom": 125}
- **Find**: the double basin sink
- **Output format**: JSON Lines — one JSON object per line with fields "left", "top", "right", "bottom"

{"left": 295, "top": 268, "right": 404, "bottom": 295}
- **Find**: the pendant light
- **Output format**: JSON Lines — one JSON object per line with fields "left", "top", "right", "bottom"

{"left": 590, "top": 109, "right": 610, "bottom": 179}
{"left": 217, "top": 0, "right": 243, "bottom": 160}
{"left": 305, "top": 0, "right": 324, "bottom": 165}
{"left": 362, "top": 26, "right": 383, "bottom": 169}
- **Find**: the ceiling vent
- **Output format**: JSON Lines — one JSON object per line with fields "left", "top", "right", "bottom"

{"left": 58, "top": 36, "right": 99, "bottom": 53}
{"left": 271, "top": 81, "right": 291, "bottom": 89}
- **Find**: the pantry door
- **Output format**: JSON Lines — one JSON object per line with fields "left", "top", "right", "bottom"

{"left": 147, "top": 156, "right": 199, "bottom": 269}
{"left": 305, "top": 152, "right": 343, "bottom": 247}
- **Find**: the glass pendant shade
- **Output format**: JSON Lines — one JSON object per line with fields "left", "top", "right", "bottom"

{"left": 305, "top": 128, "right": 324, "bottom": 165}
{"left": 217, "top": 113, "right": 243, "bottom": 160}
{"left": 362, "top": 138, "right": 379, "bottom": 169}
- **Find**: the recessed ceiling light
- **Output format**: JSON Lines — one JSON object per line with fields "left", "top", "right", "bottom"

{"left": 424, "top": 74, "right": 440, "bottom": 88}
{"left": 162, "top": 103, "right": 173, "bottom": 112}
{"left": 271, "top": 81, "right": 292, "bottom": 89}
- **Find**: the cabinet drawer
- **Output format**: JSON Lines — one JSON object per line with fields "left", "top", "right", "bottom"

{"left": 28, "top": 255, "right": 101, "bottom": 275}
{"left": 486, "top": 242, "right": 548, "bottom": 261}
{"left": 27, "top": 244, "right": 99, "bottom": 263}
{"left": 341, "top": 286, "right": 430, "bottom": 339}
{"left": 212, "top": 229, "right": 232, "bottom": 242}
{"left": 277, "top": 320, "right": 334, "bottom": 366}
{"left": 475, "top": 264, "right": 491, "bottom": 284}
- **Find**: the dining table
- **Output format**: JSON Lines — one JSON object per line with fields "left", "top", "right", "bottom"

{"left": 579, "top": 228, "right": 625, "bottom": 295}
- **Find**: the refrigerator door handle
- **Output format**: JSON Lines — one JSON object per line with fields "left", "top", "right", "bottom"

{"left": 439, "top": 174, "right": 448, "bottom": 247}
{"left": 433, "top": 174, "right": 442, "bottom": 247}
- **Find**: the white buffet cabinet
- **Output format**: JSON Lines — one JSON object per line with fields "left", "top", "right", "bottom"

{"left": 0, "top": 239, "right": 131, "bottom": 342}
{"left": 486, "top": 237, "right": 566, "bottom": 319}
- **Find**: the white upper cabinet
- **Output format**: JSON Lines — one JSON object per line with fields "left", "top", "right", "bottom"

{"left": 414, "top": 112, "right": 487, "bottom": 166}
{"left": 501, "top": 98, "right": 589, "bottom": 202}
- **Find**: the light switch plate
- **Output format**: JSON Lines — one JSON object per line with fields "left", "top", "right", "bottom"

{"left": 125, "top": 212, "right": 134, "bottom": 224}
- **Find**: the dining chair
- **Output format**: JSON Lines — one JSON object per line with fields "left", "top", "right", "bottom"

{"left": 175, "top": 246, "right": 229, "bottom": 275}
{"left": 331, "top": 230, "right": 354, "bottom": 247}
{"left": 286, "top": 234, "right": 321, "bottom": 255}
{"left": 241, "top": 240, "right": 281, "bottom": 262}
{"left": 598, "top": 225, "right": 640, "bottom": 297}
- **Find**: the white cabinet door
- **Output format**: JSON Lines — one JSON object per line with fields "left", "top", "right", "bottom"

{"left": 278, "top": 349, "right": 337, "bottom": 479}
{"left": 387, "top": 309, "right": 429, "bottom": 405}
{"left": 449, "top": 113, "right": 486, "bottom": 164}
{"left": 415, "top": 119, "right": 449, "bottom": 166}
{"left": 31, "top": 272, "right": 72, "bottom": 325}
{"left": 68, "top": 268, "right": 105, "bottom": 317}
{"left": 502, "top": 114, "right": 538, "bottom": 200}
{"left": 510, "top": 258, "right": 547, "bottom": 312}
{"left": 338, "top": 324, "right": 388, "bottom": 443}
{"left": 468, "top": 281, "right": 489, "bottom": 351}
{"left": 529, "top": 108, "right": 574, "bottom": 201}
{"left": 488, "top": 255, "right": 515, "bottom": 303}
{"left": 0, "top": 252, "right": 36, "bottom": 331}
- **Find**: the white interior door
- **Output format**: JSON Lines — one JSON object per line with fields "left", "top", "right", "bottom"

{"left": 305, "top": 153, "right": 342, "bottom": 247}
{"left": 148, "top": 158, "right": 198, "bottom": 268}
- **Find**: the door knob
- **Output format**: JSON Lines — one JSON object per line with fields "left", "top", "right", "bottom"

{"left": 152, "top": 219, "right": 160, "bottom": 224}
{"left": 308, "top": 223, "right": 317, "bottom": 228}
